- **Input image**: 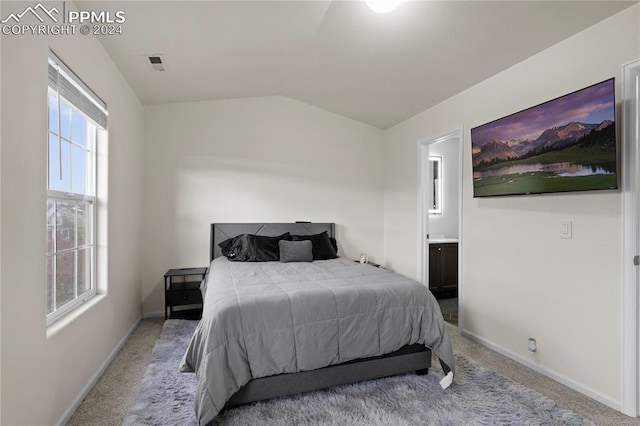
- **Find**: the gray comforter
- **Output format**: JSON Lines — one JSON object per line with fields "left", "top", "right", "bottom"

{"left": 180, "top": 257, "right": 455, "bottom": 425}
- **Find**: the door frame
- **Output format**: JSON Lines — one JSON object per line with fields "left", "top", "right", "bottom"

{"left": 417, "top": 125, "right": 464, "bottom": 327}
{"left": 622, "top": 59, "right": 640, "bottom": 417}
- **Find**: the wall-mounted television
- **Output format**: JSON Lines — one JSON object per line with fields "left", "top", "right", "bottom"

{"left": 471, "top": 78, "right": 617, "bottom": 198}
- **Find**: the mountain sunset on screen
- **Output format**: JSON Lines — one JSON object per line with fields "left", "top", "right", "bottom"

{"left": 471, "top": 79, "right": 616, "bottom": 197}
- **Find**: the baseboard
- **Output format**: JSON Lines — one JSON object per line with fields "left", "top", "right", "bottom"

{"left": 142, "top": 311, "right": 164, "bottom": 319}
{"left": 55, "top": 316, "right": 142, "bottom": 426}
{"left": 460, "top": 327, "right": 621, "bottom": 412}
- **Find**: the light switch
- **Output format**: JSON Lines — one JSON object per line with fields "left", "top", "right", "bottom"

{"left": 561, "top": 221, "right": 572, "bottom": 239}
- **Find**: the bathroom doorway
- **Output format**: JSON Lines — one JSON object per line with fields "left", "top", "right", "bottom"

{"left": 417, "top": 126, "right": 463, "bottom": 327}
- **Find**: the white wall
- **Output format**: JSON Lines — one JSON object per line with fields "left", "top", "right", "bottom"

{"left": 428, "top": 138, "right": 459, "bottom": 239}
{"left": 142, "top": 96, "right": 385, "bottom": 315}
{"left": 383, "top": 4, "right": 639, "bottom": 408}
{"left": 0, "top": 2, "right": 144, "bottom": 424}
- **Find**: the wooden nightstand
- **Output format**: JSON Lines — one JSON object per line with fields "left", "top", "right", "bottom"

{"left": 164, "top": 267, "right": 208, "bottom": 320}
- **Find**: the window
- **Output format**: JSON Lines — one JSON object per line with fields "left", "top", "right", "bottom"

{"left": 47, "top": 51, "right": 107, "bottom": 324}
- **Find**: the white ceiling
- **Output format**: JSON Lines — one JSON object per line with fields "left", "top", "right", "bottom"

{"left": 86, "top": 1, "right": 635, "bottom": 129}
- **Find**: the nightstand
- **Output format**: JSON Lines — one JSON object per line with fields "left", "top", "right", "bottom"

{"left": 164, "top": 267, "right": 208, "bottom": 320}
{"left": 354, "top": 260, "right": 381, "bottom": 268}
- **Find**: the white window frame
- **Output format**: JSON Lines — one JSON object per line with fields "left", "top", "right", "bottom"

{"left": 47, "top": 51, "right": 107, "bottom": 325}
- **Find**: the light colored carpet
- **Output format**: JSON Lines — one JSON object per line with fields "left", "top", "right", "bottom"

{"left": 69, "top": 319, "right": 639, "bottom": 426}
{"left": 123, "top": 320, "right": 592, "bottom": 425}
{"left": 66, "top": 318, "right": 164, "bottom": 426}
{"left": 448, "top": 328, "right": 638, "bottom": 426}
{"left": 437, "top": 297, "right": 458, "bottom": 326}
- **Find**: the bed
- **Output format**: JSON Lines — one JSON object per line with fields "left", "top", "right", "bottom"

{"left": 181, "top": 222, "right": 455, "bottom": 425}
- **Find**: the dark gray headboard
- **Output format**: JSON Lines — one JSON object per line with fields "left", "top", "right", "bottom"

{"left": 210, "top": 222, "right": 335, "bottom": 261}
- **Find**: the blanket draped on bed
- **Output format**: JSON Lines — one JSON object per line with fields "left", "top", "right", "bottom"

{"left": 181, "top": 257, "right": 455, "bottom": 425}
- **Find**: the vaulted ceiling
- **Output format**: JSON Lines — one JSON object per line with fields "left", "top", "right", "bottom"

{"left": 85, "top": 1, "right": 635, "bottom": 129}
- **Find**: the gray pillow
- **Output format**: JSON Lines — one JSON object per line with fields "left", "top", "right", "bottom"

{"left": 279, "top": 240, "right": 313, "bottom": 263}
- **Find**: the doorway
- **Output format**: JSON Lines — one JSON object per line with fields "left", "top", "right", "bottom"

{"left": 417, "top": 126, "right": 463, "bottom": 327}
{"left": 622, "top": 59, "right": 640, "bottom": 417}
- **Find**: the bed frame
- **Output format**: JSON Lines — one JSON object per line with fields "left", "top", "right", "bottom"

{"left": 209, "top": 222, "right": 431, "bottom": 408}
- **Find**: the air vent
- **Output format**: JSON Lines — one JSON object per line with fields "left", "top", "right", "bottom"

{"left": 147, "top": 54, "right": 166, "bottom": 72}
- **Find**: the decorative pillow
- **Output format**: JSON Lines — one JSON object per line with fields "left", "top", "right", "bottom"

{"left": 279, "top": 240, "right": 313, "bottom": 263}
{"left": 291, "top": 231, "right": 338, "bottom": 260}
{"left": 219, "top": 233, "right": 290, "bottom": 262}
{"left": 218, "top": 236, "right": 236, "bottom": 255}
{"left": 329, "top": 237, "right": 338, "bottom": 254}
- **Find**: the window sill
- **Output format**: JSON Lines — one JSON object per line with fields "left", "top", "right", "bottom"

{"left": 47, "top": 293, "right": 106, "bottom": 339}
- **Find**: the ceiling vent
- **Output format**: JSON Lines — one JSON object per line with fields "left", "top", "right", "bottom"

{"left": 147, "top": 54, "right": 166, "bottom": 72}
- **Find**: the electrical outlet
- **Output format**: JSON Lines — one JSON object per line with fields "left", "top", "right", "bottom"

{"left": 528, "top": 338, "right": 537, "bottom": 353}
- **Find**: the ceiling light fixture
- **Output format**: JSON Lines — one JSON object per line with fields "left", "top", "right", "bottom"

{"left": 366, "top": 0, "right": 400, "bottom": 14}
